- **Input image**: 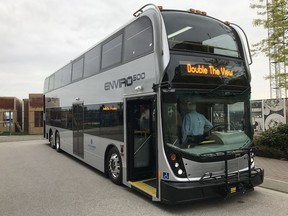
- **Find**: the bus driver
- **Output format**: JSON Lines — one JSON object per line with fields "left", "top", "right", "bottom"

{"left": 182, "top": 98, "right": 213, "bottom": 145}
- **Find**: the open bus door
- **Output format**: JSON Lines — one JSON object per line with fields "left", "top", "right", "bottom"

{"left": 126, "top": 96, "right": 158, "bottom": 199}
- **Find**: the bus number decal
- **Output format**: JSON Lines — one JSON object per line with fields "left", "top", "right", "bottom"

{"left": 104, "top": 72, "right": 145, "bottom": 91}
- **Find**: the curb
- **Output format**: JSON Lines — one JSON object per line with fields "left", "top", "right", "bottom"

{"left": 259, "top": 178, "right": 288, "bottom": 194}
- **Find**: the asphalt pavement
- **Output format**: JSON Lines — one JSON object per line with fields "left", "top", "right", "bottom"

{"left": 0, "top": 135, "right": 287, "bottom": 194}
{"left": 0, "top": 138, "right": 287, "bottom": 216}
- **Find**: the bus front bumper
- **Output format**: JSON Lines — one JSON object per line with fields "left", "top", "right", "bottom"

{"left": 160, "top": 168, "right": 264, "bottom": 204}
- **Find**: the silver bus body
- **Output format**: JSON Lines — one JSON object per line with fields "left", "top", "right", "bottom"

{"left": 44, "top": 4, "right": 264, "bottom": 204}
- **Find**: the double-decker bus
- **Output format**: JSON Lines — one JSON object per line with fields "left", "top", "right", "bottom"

{"left": 43, "top": 4, "right": 264, "bottom": 204}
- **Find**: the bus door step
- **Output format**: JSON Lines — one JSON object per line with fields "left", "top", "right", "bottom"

{"left": 128, "top": 178, "right": 157, "bottom": 198}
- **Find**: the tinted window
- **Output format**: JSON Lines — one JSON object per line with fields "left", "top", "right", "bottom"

{"left": 46, "top": 107, "right": 72, "bottom": 130}
{"left": 61, "top": 107, "right": 72, "bottom": 130}
{"left": 124, "top": 17, "right": 153, "bottom": 61}
{"left": 44, "top": 78, "right": 49, "bottom": 93}
{"left": 54, "top": 70, "right": 62, "bottom": 89}
{"left": 85, "top": 103, "right": 124, "bottom": 141}
{"left": 47, "top": 103, "right": 124, "bottom": 142}
{"left": 61, "top": 64, "right": 72, "bottom": 86}
{"left": 49, "top": 75, "right": 55, "bottom": 91}
{"left": 72, "top": 57, "right": 84, "bottom": 81}
{"left": 46, "top": 108, "right": 61, "bottom": 128}
{"left": 54, "top": 63, "right": 72, "bottom": 89}
{"left": 102, "top": 34, "right": 123, "bottom": 69}
{"left": 84, "top": 104, "right": 100, "bottom": 136}
{"left": 162, "top": 12, "right": 240, "bottom": 58}
{"left": 84, "top": 45, "right": 101, "bottom": 77}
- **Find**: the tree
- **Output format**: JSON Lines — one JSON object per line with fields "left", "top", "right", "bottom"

{"left": 250, "top": 0, "right": 288, "bottom": 90}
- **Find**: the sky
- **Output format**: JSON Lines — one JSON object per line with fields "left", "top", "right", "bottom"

{"left": 0, "top": 0, "right": 270, "bottom": 100}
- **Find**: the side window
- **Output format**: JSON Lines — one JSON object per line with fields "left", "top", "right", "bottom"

{"left": 44, "top": 78, "right": 49, "bottom": 93}
{"left": 72, "top": 57, "right": 84, "bottom": 82}
{"left": 84, "top": 45, "right": 101, "bottom": 78}
{"left": 49, "top": 75, "right": 55, "bottom": 91}
{"left": 124, "top": 17, "right": 153, "bottom": 61}
{"left": 101, "top": 34, "right": 123, "bottom": 69}
{"left": 61, "top": 107, "right": 72, "bottom": 130}
{"left": 61, "top": 64, "right": 72, "bottom": 86}
{"left": 99, "top": 103, "right": 124, "bottom": 141}
{"left": 54, "top": 70, "right": 62, "bottom": 89}
{"left": 54, "top": 63, "right": 72, "bottom": 89}
{"left": 84, "top": 103, "right": 124, "bottom": 141}
{"left": 84, "top": 104, "right": 100, "bottom": 136}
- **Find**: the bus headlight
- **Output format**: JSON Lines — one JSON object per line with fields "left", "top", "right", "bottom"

{"left": 167, "top": 151, "right": 187, "bottom": 178}
{"left": 178, "top": 169, "right": 183, "bottom": 175}
{"left": 250, "top": 152, "right": 255, "bottom": 164}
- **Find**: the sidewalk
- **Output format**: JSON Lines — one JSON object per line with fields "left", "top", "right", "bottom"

{"left": 0, "top": 135, "right": 44, "bottom": 143}
{"left": 256, "top": 156, "right": 288, "bottom": 193}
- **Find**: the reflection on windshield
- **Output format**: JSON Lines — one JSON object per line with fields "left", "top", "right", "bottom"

{"left": 162, "top": 12, "right": 240, "bottom": 58}
{"left": 163, "top": 92, "right": 251, "bottom": 156}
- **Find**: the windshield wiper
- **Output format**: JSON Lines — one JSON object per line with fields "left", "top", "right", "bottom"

{"left": 241, "top": 86, "right": 250, "bottom": 95}
{"left": 209, "top": 84, "right": 250, "bottom": 95}
{"left": 199, "top": 149, "right": 247, "bottom": 158}
{"left": 209, "top": 84, "right": 227, "bottom": 94}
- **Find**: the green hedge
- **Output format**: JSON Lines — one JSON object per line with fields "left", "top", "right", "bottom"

{"left": 254, "top": 124, "right": 288, "bottom": 159}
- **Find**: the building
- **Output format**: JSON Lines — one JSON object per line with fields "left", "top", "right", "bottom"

{"left": 23, "top": 94, "right": 43, "bottom": 135}
{"left": 0, "top": 97, "right": 22, "bottom": 133}
{"left": 251, "top": 98, "right": 288, "bottom": 133}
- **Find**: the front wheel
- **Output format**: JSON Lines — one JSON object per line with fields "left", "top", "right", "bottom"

{"left": 107, "top": 147, "right": 122, "bottom": 185}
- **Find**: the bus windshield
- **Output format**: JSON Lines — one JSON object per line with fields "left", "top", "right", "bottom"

{"left": 162, "top": 11, "right": 240, "bottom": 58}
{"left": 162, "top": 90, "right": 251, "bottom": 157}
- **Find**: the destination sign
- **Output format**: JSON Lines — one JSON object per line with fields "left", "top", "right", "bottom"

{"left": 184, "top": 64, "right": 234, "bottom": 77}
{"left": 102, "top": 106, "right": 118, "bottom": 111}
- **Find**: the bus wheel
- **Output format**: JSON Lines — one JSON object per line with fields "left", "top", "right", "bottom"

{"left": 107, "top": 147, "right": 122, "bottom": 185}
{"left": 55, "top": 132, "right": 61, "bottom": 152}
{"left": 49, "top": 132, "right": 55, "bottom": 149}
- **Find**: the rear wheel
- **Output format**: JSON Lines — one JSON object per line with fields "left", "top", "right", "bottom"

{"left": 49, "top": 131, "right": 55, "bottom": 149}
{"left": 55, "top": 132, "right": 61, "bottom": 152}
{"left": 107, "top": 147, "right": 122, "bottom": 185}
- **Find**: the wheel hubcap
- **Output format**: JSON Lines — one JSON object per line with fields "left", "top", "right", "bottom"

{"left": 109, "top": 153, "right": 120, "bottom": 179}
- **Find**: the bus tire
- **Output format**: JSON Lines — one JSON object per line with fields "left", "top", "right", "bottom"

{"left": 55, "top": 132, "right": 61, "bottom": 153}
{"left": 49, "top": 131, "right": 55, "bottom": 149}
{"left": 107, "top": 147, "right": 122, "bottom": 185}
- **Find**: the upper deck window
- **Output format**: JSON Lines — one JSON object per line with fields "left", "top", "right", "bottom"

{"left": 162, "top": 12, "right": 240, "bottom": 58}
{"left": 84, "top": 45, "right": 101, "bottom": 78}
{"left": 102, "top": 34, "right": 123, "bottom": 69}
{"left": 44, "top": 78, "right": 49, "bottom": 93}
{"left": 48, "top": 75, "right": 55, "bottom": 91}
{"left": 124, "top": 17, "right": 153, "bottom": 61}
{"left": 72, "top": 57, "right": 84, "bottom": 82}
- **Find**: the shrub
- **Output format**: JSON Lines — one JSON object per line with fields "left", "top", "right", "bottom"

{"left": 254, "top": 124, "right": 288, "bottom": 159}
